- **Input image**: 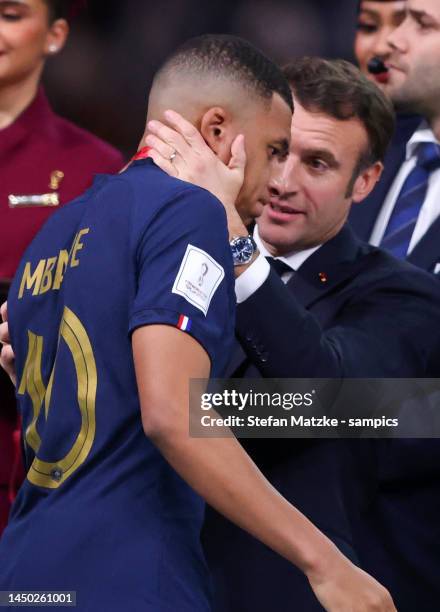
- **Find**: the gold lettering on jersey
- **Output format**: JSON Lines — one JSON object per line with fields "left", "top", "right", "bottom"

{"left": 44, "top": 366, "right": 55, "bottom": 420}
{"left": 18, "top": 261, "right": 46, "bottom": 298}
{"left": 18, "top": 229, "right": 90, "bottom": 299}
{"left": 39, "top": 257, "right": 58, "bottom": 295}
{"left": 18, "top": 331, "right": 45, "bottom": 453}
{"left": 28, "top": 307, "right": 97, "bottom": 489}
{"left": 70, "top": 229, "right": 90, "bottom": 268}
{"left": 18, "top": 307, "right": 98, "bottom": 489}
{"left": 52, "top": 250, "right": 69, "bottom": 291}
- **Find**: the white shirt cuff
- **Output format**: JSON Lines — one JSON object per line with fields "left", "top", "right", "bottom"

{"left": 235, "top": 253, "right": 270, "bottom": 304}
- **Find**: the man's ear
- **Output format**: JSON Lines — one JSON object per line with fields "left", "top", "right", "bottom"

{"left": 352, "top": 161, "right": 383, "bottom": 204}
{"left": 200, "top": 107, "right": 233, "bottom": 164}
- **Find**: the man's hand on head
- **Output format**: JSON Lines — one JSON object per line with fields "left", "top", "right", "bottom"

{"left": 0, "top": 301, "right": 16, "bottom": 387}
{"left": 146, "top": 110, "right": 247, "bottom": 233}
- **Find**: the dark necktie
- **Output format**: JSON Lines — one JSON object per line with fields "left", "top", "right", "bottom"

{"left": 266, "top": 256, "right": 292, "bottom": 277}
{"left": 380, "top": 142, "right": 440, "bottom": 259}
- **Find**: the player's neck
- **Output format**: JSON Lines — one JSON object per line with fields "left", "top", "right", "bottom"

{"left": 0, "top": 72, "right": 42, "bottom": 130}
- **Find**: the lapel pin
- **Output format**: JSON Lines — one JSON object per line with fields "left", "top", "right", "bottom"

{"left": 49, "top": 170, "right": 65, "bottom": 191}
{"left": 318, "top": 272, "right": 328, "bottom": 283}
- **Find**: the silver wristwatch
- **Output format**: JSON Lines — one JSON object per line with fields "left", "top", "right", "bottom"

{"left": 229, "top": 235, "right": 257, "bottom": 266}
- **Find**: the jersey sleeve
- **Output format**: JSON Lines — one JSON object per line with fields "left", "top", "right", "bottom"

{"left": 128, "top": 186, "right": 236, "bottom": 374}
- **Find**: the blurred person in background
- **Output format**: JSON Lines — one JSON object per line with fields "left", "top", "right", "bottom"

{"left": 350, "top": 0, "right": 440, "bottom": 275}
{"left": 0, "top": 0, "right": 123, "bottom": 537}
{"left": 352, "top": 0, "right": 420, "bottom": 224}
{"left": 354, "top": 0, "right": 407, "bottom": 92}
{"left": 350, "top": 3, "right": 440, "bottom": 610}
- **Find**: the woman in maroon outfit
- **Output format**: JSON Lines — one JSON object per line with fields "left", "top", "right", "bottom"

{"left": 0, "top": 0, "right": 124, "bottom": 535}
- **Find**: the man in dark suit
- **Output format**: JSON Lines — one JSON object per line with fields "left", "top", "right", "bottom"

{"left": 350, "top": 0, "right": 440, "bottom": 274}
{"left": 142, "top": 56, "right": 440, "bottom": 611}
{"left": 204, "top": 58, "right": 440, "bottom": 612}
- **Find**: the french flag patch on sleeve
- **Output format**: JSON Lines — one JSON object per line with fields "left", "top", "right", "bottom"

{"left": 177, "top": 314, "right": 192, "bottom": 332}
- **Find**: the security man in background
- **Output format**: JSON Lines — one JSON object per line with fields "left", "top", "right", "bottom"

{"left": 350, "top": 0, "right": 440, "bottom": 274}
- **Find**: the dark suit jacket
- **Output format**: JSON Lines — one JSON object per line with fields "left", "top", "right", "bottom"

{"left": 203, "top": 225, "right": 440, "bottom": 612}
{"left": 349, "top": 114, "right": 440, "bottom": 273}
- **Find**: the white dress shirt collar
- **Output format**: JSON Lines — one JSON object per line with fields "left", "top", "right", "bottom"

{"left": 234, "top": 227, "right": 323, "bottom": 304}
{"left": 405, "top": 121, "right": 438, "bottom": 161}
{"left": 253, "top": 224, "right": 321, "bottom": 271}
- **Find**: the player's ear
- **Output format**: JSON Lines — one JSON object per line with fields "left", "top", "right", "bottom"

{"left": 200, "top": 107, "right": 233, "bottom": 164}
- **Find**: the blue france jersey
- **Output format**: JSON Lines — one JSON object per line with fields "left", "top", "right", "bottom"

{"left": 0, "top": 160, "right": 235, "bottom": 611}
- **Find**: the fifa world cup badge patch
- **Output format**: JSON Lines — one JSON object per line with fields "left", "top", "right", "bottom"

{"left": 172, "top": 244, "right": 225, "bottom": 316}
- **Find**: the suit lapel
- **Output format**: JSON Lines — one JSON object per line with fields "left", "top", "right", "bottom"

{"left": 287, "top": 225, "right": 364, "bottom": 309}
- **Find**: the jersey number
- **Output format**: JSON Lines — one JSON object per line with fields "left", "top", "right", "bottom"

{"left": 17, "top": 307, "right": 97, "bottom": 489}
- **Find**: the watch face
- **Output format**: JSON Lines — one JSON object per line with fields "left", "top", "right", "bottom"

{"left": 231, "top": 236, "right": 255, "bottom": 265}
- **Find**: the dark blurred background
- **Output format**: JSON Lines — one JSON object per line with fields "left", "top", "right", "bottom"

{"left": 44, "top": 0, "right": 360, "bottom": 158}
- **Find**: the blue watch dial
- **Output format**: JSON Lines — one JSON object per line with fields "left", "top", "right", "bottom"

{"left": 230, "top": 236, "right": 256, "bottom": 265}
